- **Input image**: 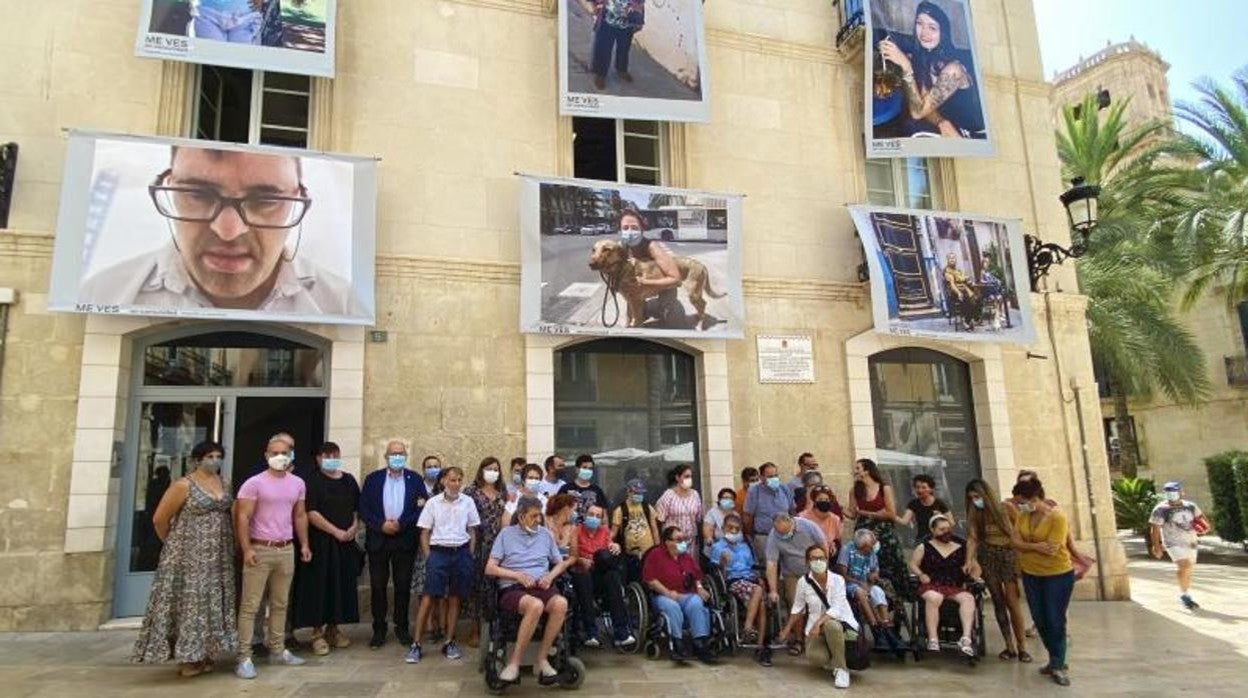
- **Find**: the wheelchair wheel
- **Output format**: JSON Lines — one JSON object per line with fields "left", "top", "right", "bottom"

{"left": 558, "top": 656, "right": 586, "bottom": 690}
{"left": 623, "top": 583, "right": 648, "bottom": 654}
{"left": 723, "top": 595, "right": 741, "bottom": 649}
{"left": 644, "top": 639, "right": 663, "bottom": 660}
{"left": 482, "top": 638, "right": 509, "bottom": 694}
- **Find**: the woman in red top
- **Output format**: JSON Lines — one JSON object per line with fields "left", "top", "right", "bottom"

{"left": 845, "top": 458, "right": 908, "bottom": 591}
{"left": 569, "top": 504, "right": 636, "bottom": 650}
{"left": 642, "top": 526, "right": 717, "bottom": 664}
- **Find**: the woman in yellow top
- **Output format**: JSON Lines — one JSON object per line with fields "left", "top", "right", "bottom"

{"left": 963, "top": 479, "right": 1030, "bottom": 663}
{"left": 1010, "top": 478, "right": 1073, "bottom": 687}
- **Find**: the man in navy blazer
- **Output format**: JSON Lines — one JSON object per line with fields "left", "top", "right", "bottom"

{"left": 360, "top": 439, "right": 429, "bottom": 649}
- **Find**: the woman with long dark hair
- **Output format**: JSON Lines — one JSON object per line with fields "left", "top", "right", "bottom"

{"left": 464, "top": 456, "right": 506, "bottom": 647}
{"left": 964, "top": 479, "right": 1030, "bottom": 662}
{"left": 877, "top": 0, "right": 986, "bottom": 139}
{"left": 844, "top": 458, "right": 907, "bottom": 591}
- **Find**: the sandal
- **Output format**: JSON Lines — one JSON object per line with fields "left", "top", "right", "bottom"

{"left": 786, "top": 640, "right": 804, "bottom": 656}
{"left": 1018, "top": 650, "right": 1034, "bottom": 663}
{"left": 742, "top": 628, "right": 759, "bottom": 644}
{"left": 177, "top": 662, "right": 204, "bottom": 678}
{"left": 998, "top": 649, "right": 1018, "bottom": 661}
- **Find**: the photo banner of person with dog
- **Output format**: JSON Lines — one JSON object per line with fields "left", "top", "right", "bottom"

{"left": 47, "top": 131, "right": 377, "bottom": 325}
{"left": 558, "top": 0, "right": 711, "bottom": 122}
{"left": 134, "top": 0, "right": 337, "bottom": 77}
{"left": 519, "top": 174, "right": 744, "bottom": 338}
{"left": 848, "top": 204, "right": 1034, "bottom": 344}
{"left": 864, "top": 0, "right": 994, "bottom": 158}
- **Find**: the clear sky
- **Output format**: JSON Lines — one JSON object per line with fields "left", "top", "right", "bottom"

{"left": 1034, "top": 0, "right": 1245, "bottom": 118}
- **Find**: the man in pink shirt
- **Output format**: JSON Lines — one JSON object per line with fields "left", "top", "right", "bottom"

{"left": 234, "top": 436, "right": 311, "bottom": 679}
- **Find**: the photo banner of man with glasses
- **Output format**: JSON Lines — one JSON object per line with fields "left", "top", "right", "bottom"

{"left": 48, "top": 131, "right": 377, "bottom": 324}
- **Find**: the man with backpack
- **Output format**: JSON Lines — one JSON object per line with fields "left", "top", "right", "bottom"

{"left": 610, "top": 478, "right": 660, "bottom": 583}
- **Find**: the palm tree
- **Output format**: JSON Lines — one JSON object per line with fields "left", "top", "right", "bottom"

{"left": 1147, "top": 73, "right": 1248, "bottom": 310}
{"left": 1056, "top": 93, "right": 1211, "bottom": 477}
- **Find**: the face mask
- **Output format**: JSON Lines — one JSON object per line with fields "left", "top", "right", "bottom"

{"left": 522, "top": 522, "right": 539, "bottom": 535}
{"left": 483, "top": 470, "right": 500, "bottom": 484}
{"left": 320, "top": 458, "right": 342, "bottom": 472}
{"left": 814, "top": 500, "right": 833, "bottom": 513}
{"left": 934, "top": 532, "right": 953, "bottom": 543}
{"left": 386, "top": 454, "right": 406, "bottom": 470}
{"left": 1165, "top": 491, "right": 1180, "bottom": 502}
{"left": 680, "top": 477, "right": 693, "bottom": 490}
{"left": 584, "top": 515, "right": 601, "bottom": 530}
{"left": 725, "top": 532, "right": 742, "bottom": 543}
{"left": 674, "top": 541, "right": 689, "bottom": 554}
{"left": 778, "top": 529, "right": 795, "bottom": 541}
{"left": 425, "top": 467, "right": 441, "bottom": 481}
{"left": 267, "top": 454, "right": 290, "bottom": 471}
{"left": 285, "top": 457, "right": 295, "bottom": 471}
{"left": 719, "top": 497, "right": 735, "bottom": 510}
{"left": 631, "top": 493, "right": 645, "bottom": 504}
{"left": 578, "top": 468, "right": 594, "bottom": 482}
{"left": 621, "top": 230, "right": 643, "bottom": 247}
{"left": 512, "top": 472, "right": 523, "bottom": 485}
{"left": 200, "top": 457, "right": 222, "bottom": 474}
{"left": 1017, "top": 502, "right": 1034, "bottom": 514}
{"left": 872, "top": 541, "right": 881, "bottom": 554}
{"left": 971, "top": 498, "right": 985, "bottom": 510}
{"left": 809, "top": 559, "right": 828, "bottom": 575}
{"left": 766, "top": 476, "right": 781, "bottom": 490}
{"left": 525, "top": 478, "right": 542, "bottom": 491}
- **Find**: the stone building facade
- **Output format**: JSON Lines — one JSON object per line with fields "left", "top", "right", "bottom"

{"left": 1051, "top": 39, "right": 1248, "bottom": 507}
{"left": 0, "top": 0, "right": 1126, "bottom": 630}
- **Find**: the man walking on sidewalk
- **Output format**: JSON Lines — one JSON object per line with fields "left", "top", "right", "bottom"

{"left": 1149, "top": 481, "right": 1207, "bottom": 610}
{"left": 234, "top": 436, "right": 311, "bottom": 679}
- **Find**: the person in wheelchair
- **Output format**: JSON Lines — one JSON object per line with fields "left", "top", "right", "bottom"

{"left": 484, "top": 496, "right": 576, "bottom": 685}
{"left": 908, "top": 514, "right": 980, "bottom": 657}
{"left": 571, "top": 503, "right": 637, "bottom": 650}
{"left": 709, "top": 514, "right": 772, "bottom": 666}
{"left": 776, "top": 545, "right": 858, "bottom": 689}
{"left": 836, "top": 529, "right": 904, "bottom": 654}
{"left": 642, "top": 526, "right": 718, "bottom": 664}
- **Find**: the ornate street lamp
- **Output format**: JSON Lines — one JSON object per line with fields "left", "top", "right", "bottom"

{"left": 1025, "top": 177, "right": 1102, "bottom": 291}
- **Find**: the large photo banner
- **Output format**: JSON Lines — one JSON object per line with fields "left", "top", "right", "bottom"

{"left": 520, "top": 175, "right": 743, "bottom": 338}
{"left": 134, "top": 0, "right": 336, "bottom": 77}
{"left": 864, "top": 0, "right": 993, "bottom": 158}
{"left": 848, "top": 205, "right": 1033, "bottom": 344}
{"left": 559, "top": 0, "right": 711, "bottom": 122}
{"left": 49, "top": 131, "right": 376, "bottom": 325}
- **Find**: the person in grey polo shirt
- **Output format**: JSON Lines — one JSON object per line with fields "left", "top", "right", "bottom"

{"left": 743, "top": 462, "right": 794, "bottom": 555}
{"left": 764, "top": 513, "right": 827, "bottom": 645}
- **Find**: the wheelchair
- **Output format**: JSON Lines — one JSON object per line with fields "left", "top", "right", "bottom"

{"left": 905, "top": 577, "right": 988, "bottom": 666}
{"left": 572, "top": 570, "right": 649, "bottom": 654}
{"left": 636, "top": 548, "right": 731, "bottom": 661}
{"left": 844, "top": 573, "right": 917, "bottom": 662}
{"left": 478, "top": 576, "right": 586, "bottom": 694}
{"left": 703, "top": 563, "right": 785, "bottom": 656}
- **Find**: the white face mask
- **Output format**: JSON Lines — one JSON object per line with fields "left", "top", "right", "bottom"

{"left": 483, "top": 470, "right": 500, "bottom": 484}
{"left": 809, "top": 559, "right": 828, "bottom": 575}
{"left": 525, "top": 478, "right": 542, "bottom": 491}
{"left": 1165, "top": 491, "right": 1181, "bottom": 502}
{"left": 680, "top": 476, "right": 693, "bottom": 490}
{"left": 267, "top": 454, "right": 290, "bottom": 471}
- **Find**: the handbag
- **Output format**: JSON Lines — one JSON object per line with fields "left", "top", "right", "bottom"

{"left": 1192, "top": 514, "right": 1211, "bottom": 536}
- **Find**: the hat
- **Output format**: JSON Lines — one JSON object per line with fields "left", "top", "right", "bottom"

{"left": 1162, "top": 481, "right": 1182, "bottom": 492}
{"left": 626, "top": 478, "right": 647, "bottom": 494}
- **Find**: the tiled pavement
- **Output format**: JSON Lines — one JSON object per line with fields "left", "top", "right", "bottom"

{"left": 3, "top": 544, "right": 1245, "bottom": 697}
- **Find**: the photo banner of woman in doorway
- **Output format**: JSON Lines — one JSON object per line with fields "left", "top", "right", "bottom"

{"left": 865, "top": 0, "right": 994, "bottom": 158}
{"left": 559, "top": 0, "right": 711, "bottom": 122}
{"left": 134, "top": 0, "right": 337, "bottom": 77}
{"left": 519, "top": 174, "right": 744, "bottom": 339}
{"left": 848, "top": 204, "right": 1034, "bottom": 344}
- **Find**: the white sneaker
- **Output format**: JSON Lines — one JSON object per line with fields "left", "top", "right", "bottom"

{"left": 235, "top": 658, "right": 257, "bottom": 680}
{"left": 269, "top": 649, "right": 306, "bottom": 666}
{"left": 834, "top": 668, "right": 851, "bottom": 689}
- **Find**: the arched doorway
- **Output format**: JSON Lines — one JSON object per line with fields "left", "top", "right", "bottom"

{"left": 113, "top": 326, "right": 330, "bottom": 617}
{"left": 553, "top": 338, "right": 699, "bottom": 504}
{"left": 869, "top": 347, "right": 980, "bottom": 542}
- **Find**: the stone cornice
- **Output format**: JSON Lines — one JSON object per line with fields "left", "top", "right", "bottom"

{"left": 448, "top": 0, "right": 554, "bottom": 18}
{"left": 0, "top": 231, "right": 55, "bottom": 258}
{"left": 706, "top": 28, "right": 840, "bottom": 66}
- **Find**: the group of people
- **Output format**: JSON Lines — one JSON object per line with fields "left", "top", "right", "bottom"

{"left": 131, "top": 438, "right": 1095, "bottom": 689}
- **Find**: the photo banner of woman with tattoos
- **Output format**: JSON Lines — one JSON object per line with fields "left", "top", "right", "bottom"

{"left": 847, "top": 204, "right": 1034, "bottom": 344}
{"left": 864, "top": 0, "right": 994, "bottom": 158}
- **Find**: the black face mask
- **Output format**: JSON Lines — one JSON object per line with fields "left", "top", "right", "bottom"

{"left": 814, "top": 500, "right": 834, "bottom": 513}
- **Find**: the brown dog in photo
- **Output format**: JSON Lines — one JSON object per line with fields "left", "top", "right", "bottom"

{"left": 587, "top": 238, "right": 725, "bottom": 329}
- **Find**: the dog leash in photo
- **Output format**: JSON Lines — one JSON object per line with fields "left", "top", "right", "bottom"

{"left": 599, "top": 270, "right": 621, "bottom": 328}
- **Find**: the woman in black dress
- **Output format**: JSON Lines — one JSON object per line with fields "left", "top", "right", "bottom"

{"left": 291, "top": 442, "right": 362, "bottom": 654}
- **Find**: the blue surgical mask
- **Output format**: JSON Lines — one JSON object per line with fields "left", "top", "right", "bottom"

{"left": 386, "top": 454, "right": 406, "bottom": 470}
{"left": 725, "top": 532, "right": 742, "bottom": 543}
{"left": 631, "top": 493, "right": 645, "bottom": 504}
{"left": 674, "top": 541, "right": 689, "bottom": 554}
{"left": 584, "top": 516, "right": 602, "bottom": 530}
{"left": 779, "top": 529, "right": 795, "bottom": 541}
{"left": 525, "top": 478, "right": 542, "bottom": 491}
{"left": 425, "top": 467, "right": 441, "bottom": 481}
{"left": 766, "top": 476, "right": 781, "bottom": 490}
{"left": 578, "top": 468, "right": 594, "bottom": 482}
{"left": 321, "top": 458, "right": 342, "bottom": 472}
{"left": 621, "top": 230, "right": 643, "bottom": 246}
{"left": 1165, "top": 491, "right": 1180, "bottom": 502}
{"left": 719, "top": 497, "right": 735, "bottom": 510}
{"left": 971, "top": 498, "right": 985, "bottom": 510}
{"left": 512, "top": 472, "right": 523, "bottom": 485}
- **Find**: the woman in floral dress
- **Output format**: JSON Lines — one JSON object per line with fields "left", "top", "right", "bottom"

{"left": 464, "top": 456, "right": 506, "bottom": 647}
{"left": 132, "top": 441, "right": 237, "bottom": 677}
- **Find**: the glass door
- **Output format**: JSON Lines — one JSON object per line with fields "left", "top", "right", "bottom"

{"left": 114, "top": 397, "right": 235, "bottom": 618}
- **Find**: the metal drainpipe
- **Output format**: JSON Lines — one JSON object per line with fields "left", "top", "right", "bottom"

{"left": 0, "top": 303, "right": 9, "bottom": 423}
{"left": 1071, "top": 379, "right": 1109, "bottom": 600}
